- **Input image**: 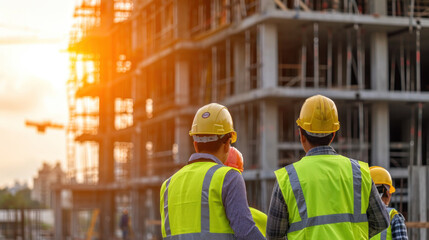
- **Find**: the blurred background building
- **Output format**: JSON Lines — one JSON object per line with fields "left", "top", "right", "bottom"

{"left": 32, "top": 162, "right": 64, "bottom": 208}
{"left": 55, "top": 0, "right": 429, "bottom": 239}
{"left": 7, "top": 181, "right": 28, "bottom": 196}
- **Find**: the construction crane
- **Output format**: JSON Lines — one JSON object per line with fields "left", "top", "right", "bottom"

{"left": 25, "top": 120, "right": 64, "bottom": 134}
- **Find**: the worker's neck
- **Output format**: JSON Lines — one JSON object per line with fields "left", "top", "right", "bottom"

{"left": 303, "top": 142, "right": 316, "bottom": 153}
{"left": 198, "top": 150, "right": 225, "bottom": 163}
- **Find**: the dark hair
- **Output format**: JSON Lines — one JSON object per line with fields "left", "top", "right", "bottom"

{"left": 300, "top": 128, "right": 334, "bottom": 147}
{"left": 195, "top": 133, "right": 231, "bottom": 153}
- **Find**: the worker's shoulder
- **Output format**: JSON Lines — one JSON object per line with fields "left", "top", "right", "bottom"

{"left": 168, "top": 162, "right": 239, "bottom": 177}
{"left": 222, "top": 164, "right": 241, "bottom": 171}
{"left": 390, "top": 208, "right": 405, "bottom": 220}
{"left": 193, "top": 161, "right": 240, "bottom": 173}
{"left": 391, "top": 211, "right": 406, "bottom": 228}
{"left": 295, "top": 153, "right": 351, "bottom": 166}
{"left": 333, "top": 154, "right": 369, "bottom": 166}
{"left": 219, "top": 165, "right": 242, "bottom": 176}
{"left": 347, "top": 157, "right": 370, "bottom": 170}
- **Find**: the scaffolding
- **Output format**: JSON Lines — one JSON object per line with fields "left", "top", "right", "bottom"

{"left": 67, "top": 0, "right": 102, "bottom": 184}
{"left": 57, "top": 0, "right": 429, "bottom": 239}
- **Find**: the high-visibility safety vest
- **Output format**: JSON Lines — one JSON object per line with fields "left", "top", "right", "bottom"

{"left": 370, "top": 207, "right": 399, "bottom": 240}
{"left": 249, "top": 207, "right": 267, "bottom": 237}
{"left": 275, "top": 154, "right": 372, "bottom": 239}
{"left": 160, "top": 161, "right": 239, "bottom": 239}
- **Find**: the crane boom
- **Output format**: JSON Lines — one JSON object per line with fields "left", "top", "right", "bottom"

{"left": 25, "top": 120, "right": 64, "bottom": 134}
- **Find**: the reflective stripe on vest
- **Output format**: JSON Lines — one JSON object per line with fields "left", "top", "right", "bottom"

{"left": 163, "top": 232, "right": 236, "bottom": 240}
{"left": 161, "top": 163, "right": 236, "bottom": 239}
{"left": 285, "top": 159, "right": 367, "bottom": 233}
{"left": 275, "top": 154, "right": 371, "bottom": 239}
{"left": 370, "top": 207, "right": 398, "bottom": 240}
{"left": 164, "top": 177, "right": 172, "bottom": 236}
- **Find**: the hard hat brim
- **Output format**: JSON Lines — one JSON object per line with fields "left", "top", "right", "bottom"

{"left": 389, "top": 185, "right": 396, "bottom": 194}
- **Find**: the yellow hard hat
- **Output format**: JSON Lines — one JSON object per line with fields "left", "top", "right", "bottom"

{"left": 296, "top": 95, "right": 340, "bottom": 134}
{"left": 189, "top": 103, "right": 237, "bottom": 143}
{"left": 369, "top": 166, "right": 396, "bottom": 194}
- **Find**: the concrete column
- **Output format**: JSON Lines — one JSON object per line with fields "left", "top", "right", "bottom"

{"left": 53, "top": 189, "right": 63, "bottom": 240}
{"left": 99, "top": 191, "right": 115, "bottom": 240}
{"left": 233, "top": 38, "right": 246, "bottom": 93}
{"left": 371, "top": 102, "right": 390, "bottom": 168}
{"left": 99, "top": 137, "right": 114, "bottom": 182}
{"left": 174, "top": 0, "right": 190, "bottom": 39}
{"left": 260, "top": 23, "right": 278, "bottom": 88}
{"left": 175, "top": 55, "right": 190, "bottom": 106}
{"left": 100, "top": 0, "right": 114, "bottom": 33}
{"left": 370, "top": 29, "right": 389, "bottom": 168}
{"left": 130, "top": 189, "right": 143, "bottom": 239}
{"left": 370, "top": 32, "right": 388, "bottom": 91}
{"left": 130, "top": 122, "right": 142, "bottom": 240}
{"left": 131, "top": 125, "right": 141, "bottom": 179}
{"left": 98, "top": 70, "right": 115, "bottom": 185}
{"left": 233, "top": 106, "right": 249, "bottom": 163}
{"left": 147, "top": 189, "right": 158, "bottom": 238}
{"left": 97, "top": 83, "right": 114, "bottom": 240}
{"left": 131, "top": 16, "right": 139, "bottom": 51}
{"left": 260, "top": 100, "right": 278, "bottom": 170}
{"left": 260, "top": 0, "right": 276, "bottom": 13}
{"left": 260, "top": 100, "right": 278, "bottom": 211}
{"left": 131, "top": 73, "right": 142, "bottom": 179}
{"left": 409, "top": 166, "right": 429, "bottom": 239}
{"left": 418, "top": 167, "right": 427, "bottom": 239}
{"left": 175, "top": 116, "right": 192, "bottom": 164}
{"left": 370, "top": 0, "right": 387, "bottom": 15}
{"left": 98, "top": 103, "right": 115, "bottom": 240}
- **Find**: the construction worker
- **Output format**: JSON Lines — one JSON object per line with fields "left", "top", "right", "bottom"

{"left": 370, "top": 166, "right": 408, "bottom": 240}
{"left": 225, "top": 147, "right": 268, "bottom": 237}
{"left": 119, "top": 209, "right": 130, "bottom": 240}
{"left": 160, "top": 103, "right": 265, "bottom": 239}
{"left": 266, "top": 95, "right": 390, "bottom": 239}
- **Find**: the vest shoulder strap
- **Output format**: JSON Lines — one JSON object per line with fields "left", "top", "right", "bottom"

{"left": 387, "top": 207, "right": 398, "bottom": 222}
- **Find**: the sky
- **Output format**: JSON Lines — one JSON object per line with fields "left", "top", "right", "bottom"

{"left": 0, "top": 0, "right": 76, "bottom": 187}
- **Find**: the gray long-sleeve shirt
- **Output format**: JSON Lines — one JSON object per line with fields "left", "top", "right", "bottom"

{"left": 189, "top": 153, "right": 266, "bottom": 240}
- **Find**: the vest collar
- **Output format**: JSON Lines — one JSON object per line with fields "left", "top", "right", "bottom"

{"left": 306, "top": 146, "right": 337, "bottom": 157}
{"left": 188, "top": 153, "right": 224, "bottom": 165}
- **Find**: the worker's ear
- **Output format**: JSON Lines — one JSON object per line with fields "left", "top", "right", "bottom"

{"left": 193, "top": 141, "right": 199, "bottom": 153}
{"left": 299, "top": 129, "right": 306, "bottom": 145}
{"left": 382, "top": 189, "right": 392, "bottom": 205}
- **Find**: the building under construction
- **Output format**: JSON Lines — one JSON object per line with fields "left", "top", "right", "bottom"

{"left": 54, "top": 0, "right": 429, "bottom": 239}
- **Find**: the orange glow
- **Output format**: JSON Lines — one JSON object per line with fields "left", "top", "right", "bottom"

{"left": 0, "top": 43, "right": 70, "bottom": 187}
{"left": 146, "top": 98, "right": 153, "bottom": 119}
{"left": 116, "top": 54, "right": 131, "bottom": 73}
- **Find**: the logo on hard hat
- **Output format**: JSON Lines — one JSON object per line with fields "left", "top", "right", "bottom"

{"left": 202, "top": 112, "right": 210, "bottom": 118}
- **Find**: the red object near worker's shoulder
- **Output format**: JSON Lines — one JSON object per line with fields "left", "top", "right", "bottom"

{"left": 225, "top": 147, "right": 244, "bottom": 172}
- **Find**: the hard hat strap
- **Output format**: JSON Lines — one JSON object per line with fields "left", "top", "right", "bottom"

{"left": 193, "top": 134, "right": 225, "bottom": 143}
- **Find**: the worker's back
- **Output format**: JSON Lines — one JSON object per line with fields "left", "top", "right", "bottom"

{"left": 275, "top": 153, "right": 372, "bottom": 239}
{"left": 160, "top": 161, "right": 237, "bottom": 239}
